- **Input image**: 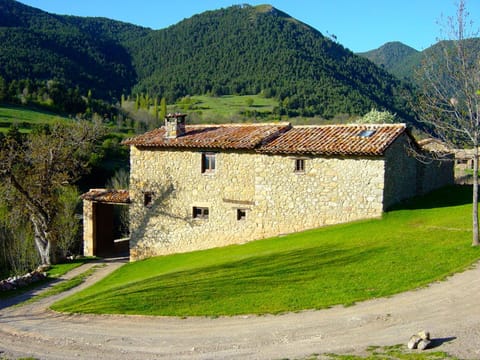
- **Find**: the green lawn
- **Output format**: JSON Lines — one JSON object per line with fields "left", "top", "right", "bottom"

{"left": 52, "top": 186, "right": 480, "bottom": 316}
{"left": 0, "top": 104, "right": 70, "bottom": 132}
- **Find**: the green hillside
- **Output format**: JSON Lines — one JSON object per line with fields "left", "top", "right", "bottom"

{"left": 0, "top": 0, "right": 415, "bottom": 122}
{"left": 358, "top": 41, "right": 420, "bottom": 80}
{"left": 0, "top": 104, "right": 70, "bottom": 132}
{"left": 359, "top": 39, "right": 480, "bottom": 83}
{"left": 172, "top": 95, "right": 278, "bottom": 123}
{"left": 0, "top": 0, "right": 143, "bottom": 99}
{"left": 127, "top": 4, "right": 413, "bottom": 120}
{"left": 52, "top": 186, "right": 479, "bottom": 316}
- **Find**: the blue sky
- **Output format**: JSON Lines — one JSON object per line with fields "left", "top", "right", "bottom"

{"left": 17, "top": 0, "right": 480, "bottom": 52}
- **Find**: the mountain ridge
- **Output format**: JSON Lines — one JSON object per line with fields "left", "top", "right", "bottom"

{"left": 0, "top": 0, "right": 414, "bottom": 121}
{"left": 358, "top": 39, "right": 480, "bottom": 82}
{"left": 358, "top": 41, "right": 419, "bottom": 79}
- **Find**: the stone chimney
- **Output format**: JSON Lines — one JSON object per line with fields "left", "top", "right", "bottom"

{"left": 164, "top": 113, "right": 187, "bottom": 138}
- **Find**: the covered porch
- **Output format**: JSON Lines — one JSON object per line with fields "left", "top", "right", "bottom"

{"left": 82, "top": 189, "right": 130, "bottom": 258}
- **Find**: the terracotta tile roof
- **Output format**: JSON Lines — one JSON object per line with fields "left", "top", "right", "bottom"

{"left": 81, "top": 189, "right": 130, "bottom": 204}
{"left": 122, "top": 123, "right": 409, "bottom": 156}
{"left": 122, "top": 123, "right": 292, "bottom": 150}
{"left": 258, "top": 123, "right": 408, "bottom": 156}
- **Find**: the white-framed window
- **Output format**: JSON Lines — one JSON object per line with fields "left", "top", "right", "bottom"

{"left": 201, "top": 152, "right": 216, "bottom": 173}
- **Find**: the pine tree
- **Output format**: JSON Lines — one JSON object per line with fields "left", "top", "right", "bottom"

{"left": 153, "top": 97, "right": 159, "bottom": 120}
{"left": 160, "top": 97, "right": 167, "bottom": 120}
{"left": 135, "top": 94, "right": 140, "bottom": 110}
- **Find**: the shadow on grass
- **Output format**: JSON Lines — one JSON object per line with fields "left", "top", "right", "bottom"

{"left": 54, "top": 245, "right": 385, "bottom": 314}
{"left": 0, "top": 278, "right": 59, "bottom": 310}
{"left": 390, "top": 185, "right": 473, "bottom": 211}
{"left": 0, "top": 257, "right": 101, "bottom": 309}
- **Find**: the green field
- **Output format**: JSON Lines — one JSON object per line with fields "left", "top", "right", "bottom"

{"left": 173, "top": 94, "right": 279, "bottom": 122}
{"left": 171, "top": 95, "right": 353, "bottom": 124}
{"left": 0, "top": 104, "right": 71, "bottom": 132}
{"left": 52, "top": 186, "right": 480, "bottom": 316}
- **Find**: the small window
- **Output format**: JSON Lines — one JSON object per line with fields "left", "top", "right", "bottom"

{"left": 201, "top": 153, "right": 216, "bottom": 173}
{"left": 143, "top": 192, "right": 154, "bottom": 207}
{"left": 294, "top": 158, "right": 305, "bottom": 173}
{"left": 358, "top": 129, "right": 376, "bottom": 138}
{"left": 193, "top": 206, "right": 209, "bottom": 219}
{"left": 237, "top": 209, "right": 247, "bottom": 221}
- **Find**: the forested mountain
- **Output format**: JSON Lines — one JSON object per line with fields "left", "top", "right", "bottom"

{"left": 0, "top": 0, "right": 414, "bottom": 120}
{"left": 358, "top": 42, "right": 420, "bottom": 80}
{"left": 0, "top": 0, "right": 145, "bottom": 99}
{"left": 359, "top": 39, "right": 480, "bottom": 83}
{"left": 128, "top": 5, "right": 415, "bottom": 119}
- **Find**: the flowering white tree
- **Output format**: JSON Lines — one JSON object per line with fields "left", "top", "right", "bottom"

{"left": 357, "top": 108, "right": 397, "bottom": 124}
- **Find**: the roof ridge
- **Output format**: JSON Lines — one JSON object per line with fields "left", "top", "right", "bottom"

{"left": 292, "top": 123, "right": 406, "bottom": 129}
{"left": 186, "top": 122, "right": 291, "bottom": 128}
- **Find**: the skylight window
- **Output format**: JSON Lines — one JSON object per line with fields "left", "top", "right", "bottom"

{"left": 358, "top": 129, "right": 376, "bottom": 138}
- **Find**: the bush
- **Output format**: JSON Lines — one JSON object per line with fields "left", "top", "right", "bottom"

{"left": 0, "top": 221, "right": 39, "bottom": 277}
{"left": 55, "top": 186, "right": 82, "bottom": 260}
{"left": 357, "top": 108, "right": 397, "bottom": 124}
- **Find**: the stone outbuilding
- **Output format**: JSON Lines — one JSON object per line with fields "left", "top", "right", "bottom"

{"left": 82, "top": 189, "right": 130, "bottom": 257}
{"left": 115, "top": 115, "right": 454, "bottom": 261}
{"left": 417, "top": 137, "right": 476, "bottom": 183}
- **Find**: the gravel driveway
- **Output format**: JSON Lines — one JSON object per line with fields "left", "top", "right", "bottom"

{"left": 1, "top": 258, "right": 479, "bottom": 360}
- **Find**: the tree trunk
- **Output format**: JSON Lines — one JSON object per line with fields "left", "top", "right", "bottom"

{"left": 31, "top": 214, "right": 56, "bottom": 265}
{"left": 472, "top": 146, "right": 479, "bottom": 246}
{"left": 34, "top": 232, "right": 51, "bottom": 265}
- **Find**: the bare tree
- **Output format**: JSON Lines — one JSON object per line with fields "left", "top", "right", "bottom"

{"left": 416, "top": 0, "right": 480, "bottom": 246}
{"left": 0, "top": 121, "right": 104, "bottom": 265}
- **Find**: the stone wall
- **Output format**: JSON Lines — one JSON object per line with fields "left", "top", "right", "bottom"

{"left": 417, "top": 153, "right": 455, "bottom": 195}
{"left": 383, "top": 134, "right": 419, "bottom": 209}
{"left": 129, "top": 146, "right": 387, "bottom": 260}
{"left": 383, "top": 134, "right": 454, "bottom": 210}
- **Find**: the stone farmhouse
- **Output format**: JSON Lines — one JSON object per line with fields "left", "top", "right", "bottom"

{"left": 83, "top": 114, "right": 453, "bottom": 260}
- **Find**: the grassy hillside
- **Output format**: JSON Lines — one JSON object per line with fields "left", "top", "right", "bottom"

{"left": 172, "top": 95, "right": 278, "bottom": 123}
{"left": 0, "top": 104, "right": 70, "bottom": 132}
{"left": 128, "top": 94, "right": 349, "bottom": 125}
{"left": 52, "top": 186, "right": 479, "bottom": 316}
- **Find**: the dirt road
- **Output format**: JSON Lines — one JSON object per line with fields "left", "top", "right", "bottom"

{"left": 1, "top": 259, "right": 479, "bottom": 359}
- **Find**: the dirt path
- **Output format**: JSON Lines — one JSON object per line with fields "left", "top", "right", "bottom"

{"left": 1, "top": 259, "right": 480, "bottom": 360}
